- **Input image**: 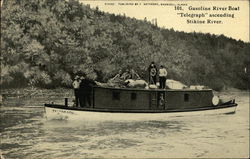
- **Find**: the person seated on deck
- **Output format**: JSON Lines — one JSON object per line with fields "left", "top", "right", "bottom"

{"left": 107, "top": 70, "right": 125, "bottom": 87}
{"left": 130, "top": 69, "right": 141, "bottom": 80}
{"left": 120, "top": 69, "right": 132, "bottom": 80}
{"left": 109, "top": 70, "right": 123, "bottom": 82}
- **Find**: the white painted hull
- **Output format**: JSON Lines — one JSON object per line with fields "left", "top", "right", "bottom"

{"left": 44, "top": 106, "right": 237, "bottom": 121}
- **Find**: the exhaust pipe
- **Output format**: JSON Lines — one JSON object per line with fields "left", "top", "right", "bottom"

{"left": 65, "top": 98, "right": 68, "bottom": 106}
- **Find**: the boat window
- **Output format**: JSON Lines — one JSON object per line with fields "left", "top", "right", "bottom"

{"left": 112, "top": 91, "right": 120, "bottom": 100}
{"left": 131, "top": 93, "right": 137, "bottom": 100}
{"left": 184, "top": 93, "right": 189, "bottom": 102}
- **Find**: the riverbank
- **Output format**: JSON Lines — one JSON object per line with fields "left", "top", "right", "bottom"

{"left": 1, "top": 87, "right": 73, "bottom": 98}
{"left": 0, "top": 87, "right": 74, "bottom": 107}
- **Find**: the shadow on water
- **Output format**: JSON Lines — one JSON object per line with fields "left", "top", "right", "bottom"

{"left": 44, "top": 119, "right": 185, "bottom": 136}
{"left": 41, "top": 119, "right": 186, "bottom": 156}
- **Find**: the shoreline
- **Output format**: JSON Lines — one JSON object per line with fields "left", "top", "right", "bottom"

{"left": 1, "top": 86, "right": 248, "bottom": 94}
{"left": 0, "top": 87, "right": 249, "bottom": 102}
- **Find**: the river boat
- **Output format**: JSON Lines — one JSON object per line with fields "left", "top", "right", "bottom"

{"left": 44, "top": 86, "right": 238, "bottom": 121}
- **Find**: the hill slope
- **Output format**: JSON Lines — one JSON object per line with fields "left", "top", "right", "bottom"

{"left": 1, "top": 0, "right": 249, "bottom": 90}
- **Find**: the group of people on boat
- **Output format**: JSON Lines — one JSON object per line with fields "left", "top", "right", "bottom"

{"left": 72, "top": 75, "right": 96, "bottom": 107}
{"left": 109, "top": 69, "right": 141, "bottom": 82}
{"left": 109, "top": 62, "right": 168, "bottom": 89}
{"left": 72, "top": 62, "right": 168, "bottom": 107}
{"left": 148, "top": 62, "right": 168, "bottom": 89}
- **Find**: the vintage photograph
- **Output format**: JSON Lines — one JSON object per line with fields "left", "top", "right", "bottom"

{"left": 0, "top": 0, "right": 249, "bottom": 158}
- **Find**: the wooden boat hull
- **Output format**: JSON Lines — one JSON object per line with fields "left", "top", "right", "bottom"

{"left": 44, "top": 103, "right": 237, "bottom": 121}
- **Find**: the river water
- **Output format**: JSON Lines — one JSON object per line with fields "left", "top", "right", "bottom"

{"left": 0, "top": 91, "right": 249, "bottom": 158}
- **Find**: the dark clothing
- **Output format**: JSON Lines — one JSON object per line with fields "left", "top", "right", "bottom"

{"left": 74, "top": 89, "right": 80, "bottom": 107}
{"left": 80, "top": 93, "right": 91, "bottom": 107}
{"left": 148, "top": 65, "right": 157, "bottom": 84}
{"left": 79, "top": 79, "right": 96, "bottom": 107}
{"left": 150, "top": 76, "right": 157, "bottom": 85}
{"left": 159, "top": 76, "right": 166, "bottom": 89}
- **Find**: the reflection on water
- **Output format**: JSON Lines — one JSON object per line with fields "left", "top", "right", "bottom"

{"left": 0, "top": 92, "right": 249, "bottom": 158}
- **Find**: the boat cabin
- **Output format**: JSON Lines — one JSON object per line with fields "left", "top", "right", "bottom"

{"left": 91, "top": 86, "right": 214, "bottom": 111}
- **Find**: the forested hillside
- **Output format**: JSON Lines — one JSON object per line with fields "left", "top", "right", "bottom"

{"left": 1, "top": 0, "right": 249, "bottom": 90}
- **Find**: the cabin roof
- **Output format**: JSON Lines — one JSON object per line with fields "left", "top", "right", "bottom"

{"left": 93, "top": 86, "right": 212, "bottom": 92}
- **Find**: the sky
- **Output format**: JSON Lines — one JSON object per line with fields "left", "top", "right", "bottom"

{"left": 80, "top": 0, "right": 249, "bottom": 42}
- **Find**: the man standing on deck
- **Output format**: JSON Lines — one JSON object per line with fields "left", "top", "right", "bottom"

{"left": 159, "top": 65, "right": 168, "bottom": 89}
{"left": 148, "top": 62, "right": 158, "bottom": 85}
{"left": 72, "top": 75, "right": 81, "bottom": 107}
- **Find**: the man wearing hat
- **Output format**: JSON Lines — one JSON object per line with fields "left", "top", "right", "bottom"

{"left": 148, "top": 62, "right": 158, "bottom": 85}
{"left": 72, "top": 75, "right": 81, "bottom": 107}
{"left": 159, "top": 65, "right": 167, "bottom": 89}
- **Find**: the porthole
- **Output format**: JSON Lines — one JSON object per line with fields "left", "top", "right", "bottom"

{"left": 184, "top": 93, "right": 189, "bottom": 102}
{"left": 131, "top": 93, "right": 137, "bottom": 100}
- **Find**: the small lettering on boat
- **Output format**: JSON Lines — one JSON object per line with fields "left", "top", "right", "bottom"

{"left": 52, "top": 109, "right": 75, "bottom": 114}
